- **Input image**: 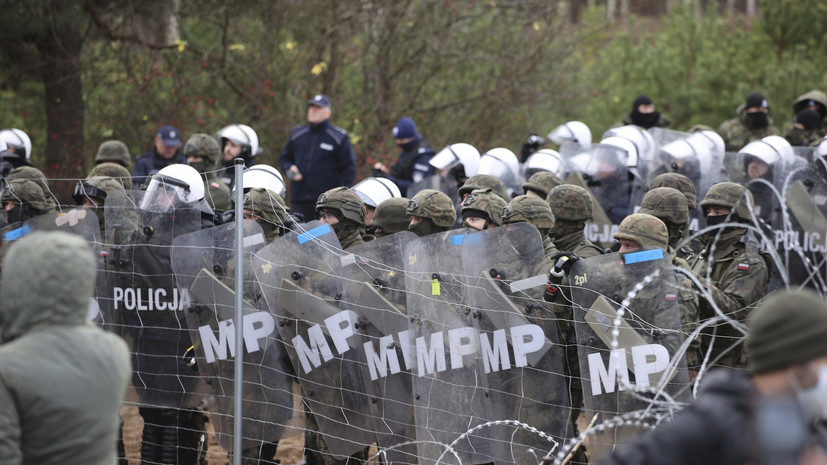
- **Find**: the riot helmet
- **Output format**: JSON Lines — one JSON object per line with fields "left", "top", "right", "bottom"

{"left": 547, "top": 121, "right": 591, "bottom": 147}
{"left": 523, "top": 149, "right": 566, "bottom": 179}
{"left": 460, "top": 187, "right": 506, "bottom": 230}
{"left": 0, "top": 128, "right": 32, "bottom": 160}
{"left": 216, "top": 124, "right": 262, "bottom": 159}
{"left": 94, "top": 140, "right": 131, "bottom": 166}
{"left": 352, "top": 176, "right": 401, "bottom": 208}
{"left": 429, "top": 143, "right": 481, "bottom": 184}
{"left": 602, "top": 125, "right": 655, "bottom": 166}
{"left": 478, "top": 147, "right": 520, "bottom": 182}
{"left": 139, "top": 163, "right": 205, "bottom": 213}
{"left": 738, "top": 135, "right": 794, "bottom": 181}
{"left": 234, "top": 164, "right": 287, "bottom": 198}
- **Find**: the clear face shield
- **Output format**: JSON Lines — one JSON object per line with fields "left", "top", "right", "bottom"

{"left": 139, "top": 174, "right": 194, "bottom": 213}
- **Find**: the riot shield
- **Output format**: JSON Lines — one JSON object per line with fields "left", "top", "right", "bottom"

{"left": 561, "top": 143, "right": 634, "bottom": 225}
{"left": 461, "top": 223, "right": 571, "bottom": 465}
{"left": 338, "top": 232, "right": 418, "bottom": 464}
{"left": 569, "top": 250, "right": 691, "bottom": 462}
{"left": 405, "top": 228, "right": 495, "bottom": 465}
{"left": 565, "top": 171, "right": 617, "bottom": 249}
{"left": 102, "top": 189, "right": 205, "bottom": 409}
{"left": 171, "top": 221, "right": 298, "bottom": 453}
{"left": 252, "top": 222, "right": 376, "bottom": 459}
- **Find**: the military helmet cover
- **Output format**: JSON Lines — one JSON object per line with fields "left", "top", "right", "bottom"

{"left": 613, "top": 213, "right": 669, "bottom": 251}
{"left": 458, "top": 174, "right": 508, "bottom": 199}
{"left": 460, "top": 187, "right": 507, "bottom": 226}
{"left": 700, "top": 181, "right": 755, "bottom": 222}
{"left": 502, "top": 195, "right": 555, "bottom": 230}
{"left": 368, "top": 197, "right": 410, "bottom": 234}
{"left": 639, "top": 187, "right": 689, "bottom": 226}
{"left": 183, "top": 133, "right": 222, "bottom": 162}
{"left": 316, "top": 186, "right": 366, "bottom": 225}
{"left": 522, "top": 171, "right": 564, "bottom": 198}
{"left": 649, "top": 172, "right": 698, "bottom": 209}
{"left": 546, "top": 184, "right": 593, "bottom": 222}
{"left": 95, "top": 140, "right": 131, "bottom": 166}
{"left": 406, "top": 189, "right": 457, "bottom": 228}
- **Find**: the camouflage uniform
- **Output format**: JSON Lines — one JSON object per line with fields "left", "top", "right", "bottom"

{"left": 405, "top": 188, "right": 457, "bottom": 237}
{"left": 543, "top": 184, "right": 604, "bottom": 464}
{"left": 459, "top": 187, "right": 506, "bottom": 231}
{"left": 717, "top": 107, "right": 781, "bottom": 152}
{"left": 686, "top": 182, "right": 770, "bottom": 368}
{"left": 367, "top": 197, "right": 409, "bottom": 238}
{"left": 95, "top": 140, "right": 132, "bottom": 167}
{"left": 639, "top": 187, "right": 692, "bottom": 253}
{"left": 457, "top": 173, "right": 508, "bottom": 200}
{"left": 5, "top": 166, "right": 58, "bottom": 208}
{"left": 73, "top": 175, "right": 126, "bottom": 234}
{"left": 2, "top": 178, "right": 54, "bottom": 225}
{"left": 502, "top": 194, "right": 557, "bottom": 266}
{"left": 648, "top": 172, "right": 698, "bottom": 210}
{"left": 521, "top": 171, "right": 564, "bottom": 198}
{"left": 613, "top": 213, "right": 701, "bottom": 370}
{"left": 306, "top": 189, "right": 371, "bottom": 465}
{"left": 88, "top": 162, "right": 134, "bottom": 190}
{"left": 786, "top": 89, "right": 827, "bottom": 141}
{"left": 183, "top": 134, "right": 232, "bottom": 212}
{"left": 244, "top": 188, "right": 289, "bottom": 244}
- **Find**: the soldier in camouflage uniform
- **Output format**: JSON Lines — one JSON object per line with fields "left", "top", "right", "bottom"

{"left": 784, "top": 108, "right": 823, "bottom": 147}
{"left": 94, "top": 140, "right": 132, "bottom": 168}
{"left": 614, "top": 212, "right": 702, "bottom": 373}
{"left": 406, "top": 189, "right": 457, "bottom": 237}
{"left": 686, "top": 182, "right": 771, "bottom": 368}
{"left": 88, "top": 162, "right": 133, "bottom": 190}
{"left": 366, "top": 197, "right": 409, "bottom": 238}
{"left": 784, "top": 89, "right": 827, "bottom": 143}
{"left": 502, "top": 194, "right": 557, "bottom": 265}
{"left": 73, "top": 175, "right": 126, "bottom": 234}
{"left": 717, "top": 92, "right": 780, "bottom": 152}
{"left": 457, "top": 173, "right": 509, "bottom": 201}
{"left": 243, "top": 188, "right": 290, "bottom": 244}
{"left": 521, "top": 171, "right": 564, "bottom": 199}
{"left": 2, "top": 178, "right": 54, "bottom": 226}
{"left": 648, "top": 172, "right": 698, "bottom": 210}
{"left": 5, "top": 166, "right": 59, "bottom": 208}
{"left": 184, "top": 134, "right": 232, "bottom": 213}
{"left": 543, "top": 184, "right": 605, "bottom": 464}
{"left": 316, "top": 186, "right": 366, "bottom": 250}
{"left": 459, "top": 187, "right": 506, "bottom": 231}
{"left": 638, "top": 187, "right": 696, "bottom": 259}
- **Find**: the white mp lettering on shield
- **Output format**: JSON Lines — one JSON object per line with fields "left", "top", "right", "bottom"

{"left": 588, "top": 343, "right": 670, "bottom": 395}
{"left": 198, "top": 311, "right": 276, "bottom": 364}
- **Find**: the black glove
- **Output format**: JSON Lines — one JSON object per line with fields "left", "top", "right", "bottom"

{"left": 519, "top": 133, "right": 546, "bottom": 162}
{"left": 548, "top": 251, "right": 580, "bottom": 285}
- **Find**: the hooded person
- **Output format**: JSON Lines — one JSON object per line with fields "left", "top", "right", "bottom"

{"left": 0, "top": 231, "right": 131, "bottom": 464}
{"left": 615, "top": 95, "right": 671, "bottom": 129}
{"left": 717, "top": 92, "right": 781, "bottom": 152}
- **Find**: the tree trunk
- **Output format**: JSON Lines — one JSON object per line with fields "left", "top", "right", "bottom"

{"left": 36, "top": 23, "right": 85, "bottom": 199}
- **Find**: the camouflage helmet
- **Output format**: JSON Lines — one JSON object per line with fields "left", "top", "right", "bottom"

{"left": 183, "top": 133, "right": 222, "bottom": 163}
{"left": 458, "top": 174, "right": 508, "bottom": 200}
{"left": 460, "top": 188, "right": 507, "bottom": 226}
{"left": 244, "top": 187, "right": 288, "bottom": 227}
{"left": 316, "top": 187, "right": 366, "bottom": 225}
{"left": 613, "top": 213, "right": 669, "bottom": 251}
{"left": 73, "top": 175, "right": 125, "bottom": 205}
{"left": 639, "top": 187, "right": 689, "bottom": 226}
{"left": 368, "top": 197, "right": 410, "bottom": 235}
{"left": 94, "top": 140, "right": 131, "bottom": 166}
{"left": 522, "top": 171, "right": 564, "bottom": 198}
{"left": 700, "top": 181, "right": 755, "bottom": 222}
{"left": 5, "top": 166, "right": 53, "bottom": 204}
{"left": 648, "top": 172, "right": 697, "bottom": 209}
{"left": 406, "top": 189, "right": 457, "bottom": 228}
{"left": 546, "top": 184, "right": 593, "bottom": 222}
{"left": 2, "top": 178, "right": 53, "bottom": 212}
{"left": 88, "top": 162, "right": 133, "bottom": 190}
{"left": 502, "top": 195, "right": 555, "bottom": 231}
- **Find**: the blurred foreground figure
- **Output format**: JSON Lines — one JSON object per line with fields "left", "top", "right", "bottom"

{"left": 598, "top": 288, "right": 827, "bottom": 465}
{"left": 0, "top": 231, "right": 130, "bottom": 464}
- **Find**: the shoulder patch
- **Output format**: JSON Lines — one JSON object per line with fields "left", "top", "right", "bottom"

{"left": 210, "top": 182, "right": 220, "bottom": 189}
{"left": 737, "top": 262, "right": 749, "bottom": 271}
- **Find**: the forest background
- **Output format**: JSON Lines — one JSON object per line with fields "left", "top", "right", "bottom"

{"left": 1, "top": 0, "right": 825, "bottom": 200}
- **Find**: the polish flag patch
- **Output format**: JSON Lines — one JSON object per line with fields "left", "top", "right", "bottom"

{"left": 210, "top": 182, "right": 220, "bottom": 188}
{"left": 737, "top": 263, "right": 750, "bottom": 271}
{"left": 665, "top": 293, "right": 677, "bottom": 301}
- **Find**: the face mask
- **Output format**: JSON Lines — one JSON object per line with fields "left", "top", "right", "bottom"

{"left": 631, "top": 110, "right": 661, "bottom": 129}
{"left": 396, "top": 140, "right": 419, "bottom": 152}
{"left": 796, "top": 366, "right": 827, "bottom": 422}
{"left": 705, "top": 214, "right": 738, "bottom": 236}
{"left": 5, "top": 203, "right": 26, "bottom": 225}
{"left": 409, "top": 219, "right": 437, "bottom": 237}
{"left": 747, "top": 111, "right": 769, "bottom": 129}
{"left": 188, "top": 160, "right": 211, "bottom": 174}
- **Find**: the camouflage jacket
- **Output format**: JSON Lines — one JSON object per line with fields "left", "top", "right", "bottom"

{"left": 687, "top": 229, "right": 770, "bottom": 367}
{"left": 783, "top": 125, "right": 825, "bottom": 148}
{"left": 717, "top": 113, "right": 780, "bottom": 152}
{"left": 203, "top": 172, "right": 232, "bottom": 213}
{"left": 669, "top": 248, "right": 702, "bottom": 369}
{"left": 339, "top": 228, "right": 364, "bottom": 250}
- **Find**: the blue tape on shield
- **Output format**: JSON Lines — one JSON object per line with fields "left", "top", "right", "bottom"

{"left": 623, "top": 248, "right": 664, "bottom": 264}
{"left": 449, "top": 233, "right": 482, "bottom": 246}
{"left": 4, "top": 225, "right": 31, "bottom": 242}
{"left": 297, "top": 224, "right": 332, "bottom": 244}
